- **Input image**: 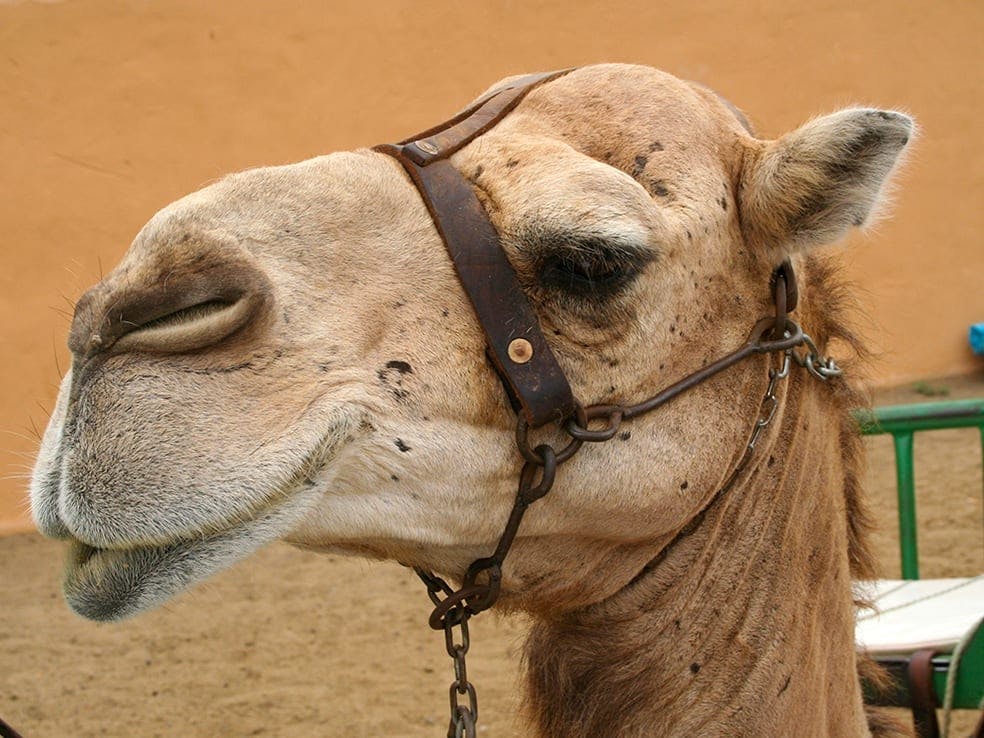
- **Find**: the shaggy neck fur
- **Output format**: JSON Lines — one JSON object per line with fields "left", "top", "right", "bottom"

{"left": 523, "top": 369, "right": 877, "bottom": 737}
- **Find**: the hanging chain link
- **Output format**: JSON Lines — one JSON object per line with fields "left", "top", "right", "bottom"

{"left": 793, "top": 332, "right": 843, "bottom": 379}
{"left": 444, "top": 610, "right": 477, "bottom": 738}
{"left": 747, "top": 350, "right": 792, "bottom": 454}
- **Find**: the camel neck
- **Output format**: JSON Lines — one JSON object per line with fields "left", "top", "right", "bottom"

{"left": 522, "top": 378, "right": 870, "bottom": 737}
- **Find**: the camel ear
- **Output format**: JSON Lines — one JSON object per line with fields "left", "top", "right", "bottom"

{"left": 739, "top": 108, "right": 914, "bottom": 254}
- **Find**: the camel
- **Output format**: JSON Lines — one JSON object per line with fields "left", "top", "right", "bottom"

{"left": 30, "top": 64, "right": 914, "bottom": 736}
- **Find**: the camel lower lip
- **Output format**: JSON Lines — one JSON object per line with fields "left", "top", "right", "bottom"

{"left": 61, "top": 490, "right": 318, "bottom": 621}
{"left": 64, "top": 537, "right": 205, "bottom": 621}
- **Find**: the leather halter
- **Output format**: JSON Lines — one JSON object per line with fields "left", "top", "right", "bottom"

{"left": 374, "top": 70, "right": 838, "bottom": 738}
{"left": 374, "top": 69, "right": 577, "bottom": 428}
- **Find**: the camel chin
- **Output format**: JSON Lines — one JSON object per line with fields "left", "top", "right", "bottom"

{"left": 61, "top": 487, "right": 319, "bottom": 621}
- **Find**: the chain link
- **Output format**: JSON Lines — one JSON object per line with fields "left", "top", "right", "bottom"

{"left": 793, "top": 332, "right": 843, "bottom": 380}
{"left": 444, "top": 610, "right": 477, "bottom": 738}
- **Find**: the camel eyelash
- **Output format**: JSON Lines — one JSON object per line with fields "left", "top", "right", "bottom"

{"left": 536, "top": 236, "right": 654, "bottom": 299}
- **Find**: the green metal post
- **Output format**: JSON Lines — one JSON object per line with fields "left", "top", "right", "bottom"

{"left": 891, "top": 431, "right": 920, "bottom": 580}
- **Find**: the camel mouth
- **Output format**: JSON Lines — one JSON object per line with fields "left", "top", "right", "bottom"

{"left": 61, "top": 487, "right": 319, "bottom": 621}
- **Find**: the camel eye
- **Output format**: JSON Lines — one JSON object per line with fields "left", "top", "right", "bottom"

{"left": 538, "top": 242, "right": 651, "bottom": 298}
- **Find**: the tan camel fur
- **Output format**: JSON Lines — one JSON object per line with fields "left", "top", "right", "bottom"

{"left": 30, "top": 65, "right": 913, "bottom": 736}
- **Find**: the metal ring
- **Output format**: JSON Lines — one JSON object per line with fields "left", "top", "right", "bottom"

{"left": 565, "top": 404, "right": 624, "bottom": 442}
{"left": 751, "top": 317, "right": 805, "bottom": 354}
{"left": 461, "top": 558, "right": 502, "bottom": 613}
{"left": 515, "top": 415, "right": 583, "bottom": 465}
{"left": 427, "top": 586, "right": 487, "bottom": 630}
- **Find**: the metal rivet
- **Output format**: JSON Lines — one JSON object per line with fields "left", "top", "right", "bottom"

{"left": 508, "top": 338, "right": 534, "bottom": 364}
{"left": 415, "top": 140, "right": 439, "bottom": 155}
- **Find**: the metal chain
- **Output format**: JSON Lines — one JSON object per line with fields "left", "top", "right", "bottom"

{"left": 747, "top": 350, "right": 792, "bottom": 454}
{"left": 416, "top": 571, "right": 478, "bottom": 738}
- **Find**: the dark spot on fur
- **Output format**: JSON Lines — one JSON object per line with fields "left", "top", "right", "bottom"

{"left": 385, "top": 360, "right": 413, "bottom": 375}
{"left": 852, "top": 213, "right": 865, "bottom": 227}
{"left": 680, "top": 480, "right": 689, "bottom": 490}
{"left": 506, "top": 158, "right": 520, "bottom": 169}
{"left": 392, "top": 299, "right": 405, "bottom": 309}
{"left": 685, "top": 230, "right": 692, "bottom": 241}
{"left": 690, "top": 663, "right": 700, "bottom": 675}
{"left": 778, "top": 675, "right": 791, "bottom": 696}
{"left": 618, "top": 431, "right": 631, "bottom": 441}
{"left": 474, "top": 165, "right": 484, "bottom": 178}
{"left": 669, "top": 324, "right": 676, "bottom": 333}
{"left": 390, "top": 474, "right": 399, "bottom": 482}
{"left": 767, "top": 455, "right": 776, "bottom": 468}
{"left": 607, "top": 359, "right": 619, "bottom": 368}
{"left": 282, "top": 309, "right": 290, "bottom": 324}
{"left": 441, "top": 308, "right": 449, "bottom": 318}
{"left": 719, "top": 196, "right": 728, "bottom": 211}
{"left": 659, "top": 363, "right": 665, "bottom": 370}
{"left": 318, "top": 362, "right": 331, "bottom": 373}
{"left": 377, "top": 361, "right": 414, "bottom": 402}
{"left": 631, "top": 154, "right": 648, "bottom": 178}
{"left": 608, "top": 385, "right": 616, "bottom": 394}
{"left": 649, "top": 141, "right": 664, "bottom": 152}
{"left": 650, "top": 180, "right": 670, "bottom": 197}
{"left": 395, "top": 438, "right": 410, "bottom": 453}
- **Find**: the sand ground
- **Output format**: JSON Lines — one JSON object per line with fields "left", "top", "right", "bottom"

{"left": 2, "top": 377, "right": 981, "bottom": 737}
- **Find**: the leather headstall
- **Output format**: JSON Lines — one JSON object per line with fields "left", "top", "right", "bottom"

{"left": 374, "top": 69, "right": 577, "bottom": 428}
{"left": 373, "top": 69, "right": 840, "bottom": 738}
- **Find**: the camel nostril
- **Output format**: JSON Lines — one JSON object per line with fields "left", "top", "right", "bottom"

{"left": 110, "top": 295, "right": 260, "bottom": 354}
{"left": 68, "top": 248, "right": 274, "bottom": 359}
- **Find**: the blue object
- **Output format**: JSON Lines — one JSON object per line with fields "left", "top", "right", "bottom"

{"left": 970, "top": 323, "right": 984, "bottom": 355}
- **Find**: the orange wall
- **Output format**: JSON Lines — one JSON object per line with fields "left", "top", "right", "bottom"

{"left": 2, "top": 0, "right": 982, "bottom": 532}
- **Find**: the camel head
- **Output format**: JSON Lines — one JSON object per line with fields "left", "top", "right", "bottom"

{"left": 30, "top": 64, "right": 912, "bottom": 621}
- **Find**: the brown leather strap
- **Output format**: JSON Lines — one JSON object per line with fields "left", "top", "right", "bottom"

{"left": 376, "top": 70, "right": 577, "bottom": 427}
{"left": 907, "top": 649, "right": 941, "bottom": 738}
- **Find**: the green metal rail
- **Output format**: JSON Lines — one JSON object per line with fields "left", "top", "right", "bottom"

{"left": 855, "top": 400, "right": 984, "bottom": 579}
{"left": 855, "top": 398, "right": 984, "bottom": 580}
